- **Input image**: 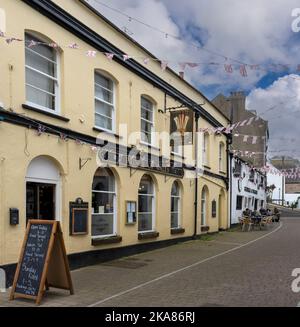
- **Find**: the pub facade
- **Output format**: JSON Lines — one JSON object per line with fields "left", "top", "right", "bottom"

{"left": 0, "top": 0, "right": 230, "bottom": 284}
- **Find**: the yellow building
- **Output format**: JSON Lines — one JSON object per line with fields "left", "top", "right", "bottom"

{"left": 0, "top": 0, "right": 230, "bottom": 284}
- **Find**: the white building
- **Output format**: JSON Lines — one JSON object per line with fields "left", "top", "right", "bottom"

{"left": 267, "top": 163, "right": 285, "bottom": 204}
{"left": 231, "top": 156, "right": 267, "bottom": 225}
{"left": 267, "top": 163, "right": 300, "bottom": 208}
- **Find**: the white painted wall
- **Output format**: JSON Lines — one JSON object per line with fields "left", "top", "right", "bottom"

{"left": 231, "top": 157, "right": 267, "bottom": 224}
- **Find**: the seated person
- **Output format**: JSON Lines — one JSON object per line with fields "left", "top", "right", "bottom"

{"left": 267, "top": 208, "right": 272, "bottom": 216}
{"left": 243, "top": 208, "right": 251, "bottom": 217}
{"left": 259, "top": 207, "right": 267, "bottom": 216}
{"left": 273, "top": 207, "right": 280, "bottom": 222}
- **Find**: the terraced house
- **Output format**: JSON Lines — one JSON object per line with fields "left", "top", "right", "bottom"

{"left": 0, "top": 0, "right": 230, "bottom": 285}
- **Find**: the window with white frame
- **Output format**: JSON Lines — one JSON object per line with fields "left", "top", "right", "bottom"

{"left": 141, "top": 96, "right": 154, "bottom": 145}
{"left": 92, "top": 168, "right": 116, "bottom": 237}
{"left": 202, "top": 133, "right": 209, "bottom": 166}
{"left": 25, "top": 33, "right": 59, "bottom": 112}
{"left": 94, "top": 72, "right": 115, "bottom": 132}
{"left": 138, "top": 175, "right": 155, "bottom": 232}
{"left": 171, "top": 181, "right": 181, "bottom": 229}
{"left": 201, "top": 187, "right": 207, "bottom": 226}
{"left": 219, "top": 142, "right": 225, "bottom": 171}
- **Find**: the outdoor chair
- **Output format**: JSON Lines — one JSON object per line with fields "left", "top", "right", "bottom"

{"left": 241, "top": 217, "right": 254, "bottom": 232}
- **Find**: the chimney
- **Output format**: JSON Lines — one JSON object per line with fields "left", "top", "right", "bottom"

{"left": 179, "top": 71, "right": 184, "bottom": 79}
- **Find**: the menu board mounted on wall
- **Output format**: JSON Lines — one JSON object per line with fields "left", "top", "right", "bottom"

{"left": 212, "top": 200, "right": 217, "bottom": 218}
{"left": 10, "top": 220, "right": 74, "bottom": 305}
{"left": 126, "top": 201, "right": 137, "bottom": 225}
{"left": 69, "top": 199, "right": 88, "bottom": 235}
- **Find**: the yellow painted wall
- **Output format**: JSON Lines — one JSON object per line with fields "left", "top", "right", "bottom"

{"left": 0, "top": 0, "right": 229, "bottom": 266}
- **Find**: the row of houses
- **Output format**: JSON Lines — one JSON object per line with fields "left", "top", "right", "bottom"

{"left": 0, "top": 0, "right": 267, "bottom": 286}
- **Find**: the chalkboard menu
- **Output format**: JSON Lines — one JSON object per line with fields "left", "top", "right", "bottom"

{"left": 69, "top": 199, "right": 88, "bottom": 235}
{"left": 10, "top": 220, "right": 74, "bottom": 305}
{"left": 15, "top": 223, "right": 52, "bottom": 296}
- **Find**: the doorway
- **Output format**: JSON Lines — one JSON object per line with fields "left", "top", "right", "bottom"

{"left": 26, "top": 182, "right": 56, "bottom": 223}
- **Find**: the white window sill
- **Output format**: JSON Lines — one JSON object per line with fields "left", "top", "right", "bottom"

{"left": 139, "top": 141, "right": 160, "bottom": 151}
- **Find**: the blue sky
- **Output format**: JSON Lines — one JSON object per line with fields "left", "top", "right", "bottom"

{"left": 87, "top": 0, "right": 300, "bottom": 158}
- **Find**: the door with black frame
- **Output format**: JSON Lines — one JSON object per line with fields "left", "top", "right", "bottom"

{"left": 26, "top": 182, "right": 56, "bottom": 224}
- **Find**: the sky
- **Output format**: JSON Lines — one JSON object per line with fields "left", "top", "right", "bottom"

{"left": 86, "top": 0, "right": 300, "bottom": 160}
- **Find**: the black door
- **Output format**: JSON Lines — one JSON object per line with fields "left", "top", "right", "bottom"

{"left": 26, "top": 182, "right": 55, "bottom": 223}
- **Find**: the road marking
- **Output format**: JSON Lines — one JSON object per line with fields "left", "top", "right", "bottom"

{"left": 209, "top": 240, "right": 243, "bottom": 246}
{"left": 88, "top": 222, "right": 283, "bottom": 307}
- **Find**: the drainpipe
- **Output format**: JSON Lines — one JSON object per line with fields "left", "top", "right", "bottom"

{"left": 193, "top": 112, "right": 200, "bottom": 239}
{"left": 227, "top": 100, "right": 233, "bottom": 228}
{"left": 227, "top": 136, "right": 233, "bottom": 228}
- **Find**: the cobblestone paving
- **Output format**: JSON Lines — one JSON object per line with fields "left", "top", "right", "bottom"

{"left": 1, "top": 216, "right": 299, "bottom": 307}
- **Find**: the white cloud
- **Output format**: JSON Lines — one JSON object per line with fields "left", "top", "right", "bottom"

{"left": 87, "top": 1, "right": 300, "bottom": 158}
{"left": 246, "top": 74, "right": 300, "bottom": 159}
{"left": 86, "top": 0, "right": 300, "bottom": 94}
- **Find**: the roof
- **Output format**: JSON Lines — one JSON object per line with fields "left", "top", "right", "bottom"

{"left": 77, "top": 0, "right": 230, "bottom": 124}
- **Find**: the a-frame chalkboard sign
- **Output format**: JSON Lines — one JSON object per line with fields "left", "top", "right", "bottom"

{"left": 10, "top": 220, "right": 74, "bottom": 305}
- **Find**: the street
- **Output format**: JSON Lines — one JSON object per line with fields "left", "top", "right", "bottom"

{"left": 1, "top": 211, "right": 300, "bottom": 307}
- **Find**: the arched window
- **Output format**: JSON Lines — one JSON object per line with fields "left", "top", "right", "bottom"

{"left": 94, "top": 72, "right": 115, "bottom": 132}
{"left": 138, "top": 175, "right": 155, "bottom": 232}
{"left": 171, "top": 181, "right": 181, "bottom": 229}
{"left": 202, "top": 133, "right": 209, "bottom": 166}
{"left": 92, "top": 168, "right": 116, "bottom": 237}
{"left": 141, "top": 96, "right": 154, "bottom": 145}
{"left": 25, "top": 32, "right": 60, "bottom": 112}
{"left": 219, "top": 142, "right": 225, "bottom": 171}
{"left": 201, "top": 187, "right": 207, "bottom": 226}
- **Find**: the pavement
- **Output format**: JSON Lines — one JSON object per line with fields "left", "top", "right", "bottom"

{"left": 1, "top": 212, "right": 300, "bottom": 307}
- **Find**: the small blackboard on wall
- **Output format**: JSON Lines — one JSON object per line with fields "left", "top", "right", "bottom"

{"left": 70, "top": 199, "right": 88, "bottom": 235}
{"left": 10, "top": 220, "right": 74, "bottom": 305}
{"left": 212, "top": 200, "right": 217, "bottom": 218}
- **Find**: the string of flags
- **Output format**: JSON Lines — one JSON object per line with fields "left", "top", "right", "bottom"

{"left": 199, "top": 115, "right": 264, "bottom": 135}
{"left": 2, "top": 30, "right": 300, "bottom": 77}
{"left": 233, "top": 155, "right": 300, "bottom": 179}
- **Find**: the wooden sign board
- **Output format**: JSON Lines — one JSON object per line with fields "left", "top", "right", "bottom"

{"left": 69, "top": 201, "right": 88, "bottom": 235}
{"left": 10, "top": 220, "right": 74, "bottom": 305}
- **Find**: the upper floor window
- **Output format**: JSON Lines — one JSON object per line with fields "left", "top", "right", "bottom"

{"left": 25, "top": 32, "right": 59, "bottom": 112}
{"left": 141, "top": 96, "right": 154, "bottom": 145}
{"left": 219, "top": 142, "right": 225, "bottom": 172}
{"left": 202, "top": 133, "right": 209, "bottom": 166}
{"left": 95, "top": 72, "right": 115, "bottom": 132}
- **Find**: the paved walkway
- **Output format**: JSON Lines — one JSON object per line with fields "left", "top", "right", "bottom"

{"left": 1, "top": 216, "right": 299, "bottom": 307}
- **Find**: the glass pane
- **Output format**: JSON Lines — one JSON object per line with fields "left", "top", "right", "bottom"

{"left": 95, "top": 74, "right": 113, "bottom": 91}
{"left": 141, "top": 132, "right": 151, "bottom": 144}
{"left": 26, "top": 67, "right": 55, "bottom": 94}
{"left": 92, "top": 192, "right": 114, "bottom": 214}
{"left": 141, "top": 97, "right": 153, "bottom": 111}
{"left": 171, "top": 212, "right": 179, "bottom": 228}
{"left": 93, "top": 170, "right": 115, "bottom": 192}
{"left": 141, "top": 120, "right": 152, "bottom": 134}
{"left": 25, "top": 34, "right": 56, "bottom": 61}
{"left": 139, "top": 176, "right": 153, "bottom": 195}
{"left": 26, "top": 85, "right": 55, "bottom": 110}
{"left": 26, "top": 48, "right": 56, "bottom": 77}
{"left": 138, "top": 195, "right": 153, "bottom": 213}
{"left": 171, "top": 197, "right": 179, "bottom": 212}
{"left": 138, "top": 213, "right": 152, "bottom": 232}
{"left": 95, "top": 100, "right": 113, "bottom": 118}
{"left": 171, "top": 182, "right": 179, "bottom": 196}
{"left": 95, "top": 84, "right": 113, "bottom": 104}
{"left": 95, "top": 114, "right": 112, "bottom": 130}
{"left": 92, "top": 214, "right": 114, "bottom": 236}
{"left": 141, "top": 108, "right": 153, "bottom": 122}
